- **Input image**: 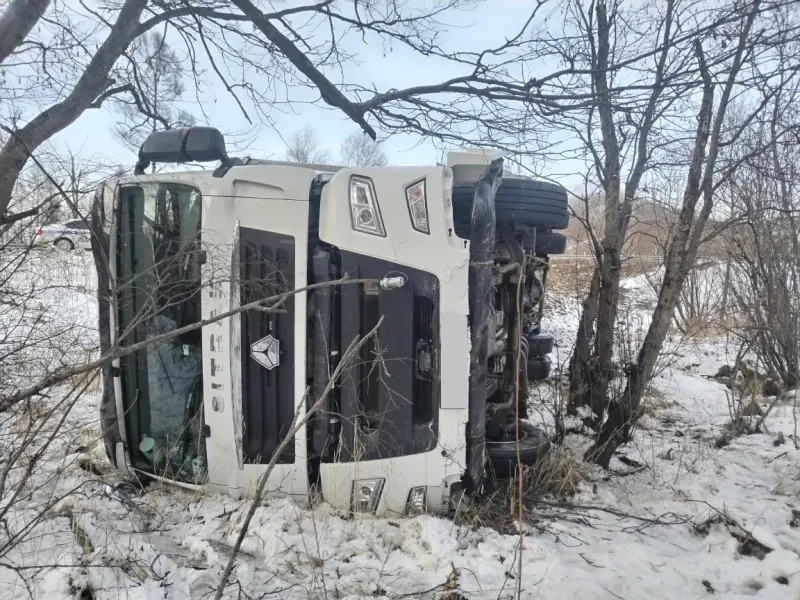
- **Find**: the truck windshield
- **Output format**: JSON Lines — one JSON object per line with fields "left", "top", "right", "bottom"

{"left": 116, "top": 182, "right": 205, "bottom": 484}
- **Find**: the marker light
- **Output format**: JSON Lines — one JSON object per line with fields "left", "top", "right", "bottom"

{"left": 405, "top": 179, "right": 429, "bottom": 234}
{"left": 351, "top": 478, "right": 385, "bottom": 513}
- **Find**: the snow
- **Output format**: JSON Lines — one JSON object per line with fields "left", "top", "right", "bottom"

{"left": 3, "top": 252, "right": 800, "bottom": 599}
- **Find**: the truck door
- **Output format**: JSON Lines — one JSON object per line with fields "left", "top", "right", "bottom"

{"left": 115, "top": 182, "right": 207, "bottom": 485}
{"left": 201, "top": 175, "right": 312, "bottom": 500}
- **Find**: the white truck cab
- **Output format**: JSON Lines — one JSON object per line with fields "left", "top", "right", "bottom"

{"left": 91, "top": 127, "right": 569, "bottom": 516}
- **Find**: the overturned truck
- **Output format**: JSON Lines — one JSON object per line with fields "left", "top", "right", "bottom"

{"left": 91, "top": 127, "right": 570, "bottom": 516}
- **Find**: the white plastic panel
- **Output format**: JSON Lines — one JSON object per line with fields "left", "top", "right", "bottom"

{"left": 317, "top": 166, "right": 470, "bottom": 514}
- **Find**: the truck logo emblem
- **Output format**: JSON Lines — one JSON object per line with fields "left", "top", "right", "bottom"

{"left": 250, "top": 334, "right": 280, "bottom": 370}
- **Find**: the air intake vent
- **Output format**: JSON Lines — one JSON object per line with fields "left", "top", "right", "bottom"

{"left": 239, "top": 228, "right": 296, "bottom": 465}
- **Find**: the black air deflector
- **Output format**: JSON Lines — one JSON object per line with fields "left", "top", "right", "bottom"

{"left": 239, "top": 227, "right": 296, "bottom": 464}
{"left": 307, "top": 247, "right": 337, "bottom": 461}
{"left": 134, "top": 127, "right": 239, "bottom": 175}
{"left": 331, "top": 252, "right": 440, "bottom": 462}
{"left": 141, "top": 127, "right": 227, "bottom": 163}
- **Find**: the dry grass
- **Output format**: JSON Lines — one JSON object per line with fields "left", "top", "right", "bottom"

{"left": 547, "top": 257, "right": 596, "bottom": 297}
{"left": 452, "top": 447, "right": 587, "bottom": 533}
{"left": 525, "top": 446, "right": 587, "bottom": 498}
{"left": 678, "top": 320, "right": 731, "bottom": 340}
{"left": 639, "top": 388, "right": 678, "bottom": 420}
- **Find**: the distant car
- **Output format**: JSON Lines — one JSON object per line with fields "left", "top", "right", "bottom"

{"left": 35, "top": 219, "right": 92, "bottom": 251}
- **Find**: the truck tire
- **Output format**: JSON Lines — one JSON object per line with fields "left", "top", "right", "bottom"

{"left": 527, "top": 355, "right": 551, "bottom": 381}
{"left": 532, "top": 231, "right": 567, "bottom": 255}
{"left": 486, "top": 421, "right": 551, "bottom": 476}
{"left": 452, "top": 177, "right": 569, "bottom": 232}
{"left": 525, "top": 332, "right": 554, "bottom": 357}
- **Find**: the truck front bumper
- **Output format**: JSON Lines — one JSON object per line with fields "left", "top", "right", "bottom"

{"left": 319, "top": 443, "right": 464, "bottom": 516}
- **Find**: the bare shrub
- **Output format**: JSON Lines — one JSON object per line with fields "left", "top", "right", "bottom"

{"left": 725, "top": 127, "right": 800, "bottom": 389}
{"left": 673, "top": 261, "right": 728, "bottom": 336}
{"left": 453, "top": 449, "right": 586, "bottom": 535}
{"left": 284, "top": 126, "right": 332, "bottom": 164}
{"left": 523, "top": 447, "right": 587, "bottom": 499}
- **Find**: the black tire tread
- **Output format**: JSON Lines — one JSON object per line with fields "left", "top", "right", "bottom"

{"left": 486, "top": 421, "right": 551, "bottom": 473}
{"left": 525, "top": 333, "right": 554, "bottom": 357}
{"left": 451, "top": 177, "right": 569, "bottom": 231}
{"left": 534, "top": 232, "right": 567, "bottom": 255}
{"left": 527, "top": 355, "right": 551, "bottom": 381}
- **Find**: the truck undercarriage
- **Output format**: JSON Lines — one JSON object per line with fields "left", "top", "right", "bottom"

{"left": 91, "top": 127, "right": 570, "bottom": 516}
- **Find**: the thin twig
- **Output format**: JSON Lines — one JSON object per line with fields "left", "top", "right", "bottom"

{"left": 213, "top": 316, "right": 385, "bottom": 600}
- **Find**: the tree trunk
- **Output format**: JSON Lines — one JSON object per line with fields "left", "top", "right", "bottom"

{"left": 589, "top": 243, "right": 622, "bottom": 424}
{"left": 0, "top": 0, "right": 147, "bottom": 215}
{"left": 569, "top": 0, "right": 625, "bottom": 428}
{"left": 587, "top": 264, "right": 688, "bottom": 466}
{"left": 568, "top": 267, "right": 600, "bottom": 415}
{"left": 0, "top": 0, "right": 52, "bottom": 66}
{"left": 586, "top": 24, "right": 738, "bottom": 465}
{"left": 720, "top": 254, "right": 731, "bottom": 315}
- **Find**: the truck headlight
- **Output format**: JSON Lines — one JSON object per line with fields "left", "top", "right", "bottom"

{"left": 349, "top": 176, "right": 385, "bottom": 237}
{"left": 406, "top": 486, "right": 427, "bottom": 516}
{"left": 405, "top": 179, "right": 429, "bottom": 234}
{"left": 351, "top": 478, "right": 385, "bottom": 513}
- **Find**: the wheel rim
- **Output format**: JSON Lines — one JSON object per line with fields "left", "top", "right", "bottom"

{"left": 55, "top": 239, "right": 72, "bottom": 250}
{"left": 487, "top": 428, "right": 533, "bottom": 448}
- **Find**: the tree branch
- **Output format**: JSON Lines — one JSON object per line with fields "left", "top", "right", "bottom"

{"left": 0, "top": 207, "right": 39, "bottom": 226}
{"left": 230, "top": 0, "right": 376, "bottom": 139}
{"left": 0, "top": 276, "right": 377, "bottom": 413}
{"left": 88, "top": 83, "right": 134, "bottom": 109}
{"left": 0, "top": 0, "right": 52, "bottom": 65}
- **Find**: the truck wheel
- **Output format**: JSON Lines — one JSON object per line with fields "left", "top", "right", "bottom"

{"left": 527, "top": 355, "right": 551, "bottom": 381}
{"left": 452, "top": 177, "right": 569, "bottom": 232}
{"left": 532, "top": 231, "right": 567, "bottom": 255}
{"left": 525, "top": 333, "right": 554, "bottom": 357}
{"left": 486, "top": 421, "right": 551, "bottom": 476}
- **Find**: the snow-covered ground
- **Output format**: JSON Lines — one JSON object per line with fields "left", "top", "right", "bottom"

{"left": 3, "top": 253, "right": 800, "bottom": 599}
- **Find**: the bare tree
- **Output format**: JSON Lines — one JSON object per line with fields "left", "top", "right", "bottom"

{"left": 551, "top": 0, "right": 686, "bottom": 426}
{"left": 112, "top": 30, "right": 195, "bottom": 154}
{"left": 0, "top": 0, "right": 148, "bottom": 220}
{"left": 586, "top": 0, "right": 800, "bottom": 465}
{"left": 0, "top": 0, "right": 498, "bottom": 223}
{"left": 284, "top": 126, "right": 331, "bottom": 164}
{"left": 340, "top": 131, "right": 388, "bottom": 167}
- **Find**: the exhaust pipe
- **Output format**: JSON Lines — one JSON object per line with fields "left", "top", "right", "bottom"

{"left": 464, "top": 158, "right": 503, "bottom": 493}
